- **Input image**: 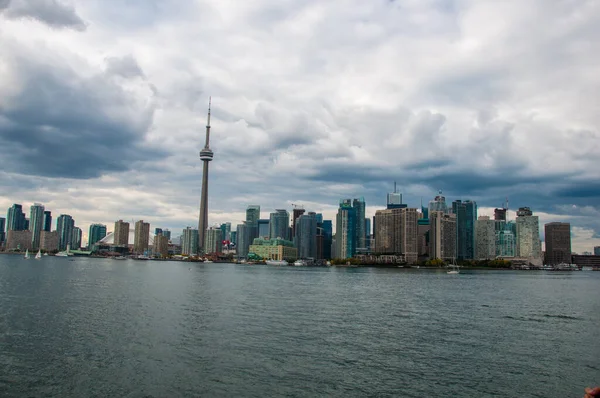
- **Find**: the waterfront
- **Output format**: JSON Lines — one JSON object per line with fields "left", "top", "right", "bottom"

{"left": 0, "top": 256, "right": 598, "bottom": 397}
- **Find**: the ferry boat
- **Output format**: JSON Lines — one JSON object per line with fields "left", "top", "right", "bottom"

{"left": 266, "top": 260, "right": 288, "bottom": 266}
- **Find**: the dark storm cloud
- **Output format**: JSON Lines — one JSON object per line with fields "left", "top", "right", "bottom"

{"left": 552, "top": 182, "right": 600, "bottom": 199}
{"left": 0, "top": 55, "right": 166, "bottom": 179}
{"left": 1, "top": 0, "right": 87, "bottom": 31}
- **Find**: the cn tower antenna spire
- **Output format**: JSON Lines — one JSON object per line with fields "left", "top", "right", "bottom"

{"left": 205, "top": 96, "right": 211, "bottom": 148}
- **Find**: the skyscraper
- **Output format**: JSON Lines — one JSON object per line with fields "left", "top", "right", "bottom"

{"left": 43, "top": 211, "right": 52, "bottom": 232}
{"left": 269, "top": 209, "right": 290, "bottom": 240}
{"left": 295, "top": 212, "right": 317, "bottom": 259}
{"left": 197, "top": 98, "right": 214, "bottom": 254}
{"left": 544, "top": 222, "right": 571, "bottom": 265}
{"left": 292, "top": 207, "right": 305, "bottom": 238}
{"left": 6, "top": 204, "right": 26, "bottom": 231}
{"left": 134, "top": 220, "right": 150, "bottom": 254}
{"left": 154, "top": 228, "right": 163, "bottom": 236}
{"left": 353, "top": 198, "right": 366, "bottom": 251}
{"left": 429, "top": 211, "right": 456, "bottom": 261}
{"left": 205, "top": 226, "right": 223, "bottom": 254}
{"left": 335, "top": 200, "right": 356, "bottom": 259}
{"left": 56, "top": 214, "right": 74, "bottom": 251}
{"left": 163, "top": 229, "right": 171, "bottom": 241}
{"left": 516, "top": 207, "right": 541, "bottom": 259}
{"left": 496, "top": 222, "right": 516, "bottom": 257}
{"left": 182, "top": 227, "right": 199, "bottom": 256}
{"left": 29, "top": 203, "right": 45, "bottom": 250}
{"left": 236, "top": 223, "right": 253, "bottom": 259}
{"left": 452, "top": 200, "right": 477, "bottom": 260}
{"left": 258, "top": 219, "right": 270, "bottom": 238}
{"left": 89, "top": 224, "right": 107, "bottom": 248}
{"left": 154, "top": 235, "right": 169, "bottom": 257}
{"left": 0, "top": 217, "right": 5, "bottom": 245}
{"left": 114, "top": 220, "right": 130, "bottom": 246}
{"left": 220, "top": 222, "right": 231, "bottom": 241}
{"left": 71, "top": 227, "right": 82, "bottom": 249}
{"left": 387, "top": 182, "right": 406, "bottom": 209}
{"left": 475, "top": 216, "right": 496, "bottom": 260}
{"left": 374, "top": 207, "right": 418, "bottom": 263}
{"left": 322, "top": 220, "right": 333, "bottom": 260}
{"left": 428, "top": 191, "right": 448, "bottom": 214}
{"left": 246, "top": 205, "right": 260, "bottom": 227}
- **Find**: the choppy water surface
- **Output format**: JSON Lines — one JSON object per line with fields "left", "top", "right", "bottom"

{"left": 0, "top": 256, "right": 598, "bottom": 397}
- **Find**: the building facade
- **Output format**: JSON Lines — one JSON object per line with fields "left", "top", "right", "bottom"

{"left": 269, "top": 209, "right": 289, "bottom": 240}
{"left": 182, "top": 227, "right": 199, "bottom": 256}
{"left": 0, "top": 217, "right": 5, "bottom": 246}
{"left": 248, "top": 238, "right": 297, "bottom": 261}
{"left": 236, "top": 223, "right": 254, "bottom": 259}
{"left": 205, "top": 226, "right": 223, "bottom": 254}
{"left": 257, "top": 219, "right": 270, "bottom": 239}
{"left": 475, "top": 216, "right": 496, "bottom": 260}
{"left": 353, "top": 198, "right": 366, "bottom": 251}
{"left": 335, "top": 200, "right": 356, "bottom": 259}
{"left": 56, "top": 214, "right": 74, "bottom": 251}
{"left": 374, "top": 207, "right": 418, "bottom": 264}
{"left": 71, "top": 227, "right": 82, "bottom": 249}
{"left": 153, "top": 234, "right": 169, "bottom": 257}
{"left": 544, "top": 222, "right": 571, "bottom": 265}
{"left": 292, "top": 208, "right": 305, "bottom": 238}
{"left": 429, "top": 211, "right": 456, "bottom": 261}
{"left": 496, "top": 222, "right": 516, "bottom": 257}
{"left": 452, "top": 200, "right": 477, "bottom": 260}
{"left": 40, "top": 230, "right": 59, "bottom": 252}
{"left": 515, "top": 207, "right": 541, "bottom": 260}
{"left": 134, "top": 220, "right": 150, "bottom": 254}
{"left": 43, "top": 211, "right": 52, "bottom": 232}
{"left": 89, "top": 224, "right": 107, "bottom": 248}
{"left": 6, "top": 230, "right": 32, "bottom": 251}
{"left": 7, "top": 204, "right": 26, "bottom": 232}
{"left": 114, "top": 220, "right": 130, "bottom": 246}
{"left": 29, "top": 203, "right": 45, "bottom": 250}
{"left": 429, "top": 191, "right": 448, "bottom": 214}
{"left": 295, "top": 212, "right": 317, "bottom": 259}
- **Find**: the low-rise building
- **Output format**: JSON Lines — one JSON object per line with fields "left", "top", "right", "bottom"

{"left": 40, "top": 231, "right": 59, "bottom": 252}
{"left": 6, "top": 230, "right": 32, "bottom": 251}
{"left": 248, "top": 238, "right": 297, "bottom": 261}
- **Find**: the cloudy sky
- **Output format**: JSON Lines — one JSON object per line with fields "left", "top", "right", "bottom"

{"left": 1, "top": 0, "right": 599, "bottom": 251}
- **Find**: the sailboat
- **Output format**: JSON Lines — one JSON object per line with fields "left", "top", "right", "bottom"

{"left": 447, "top": 258, "right": 460, "bottom": 274}
{"left": 24, "top": 249, "right": 30, "bottom": 259}
{"left": 35, "top": 250, "right": 42, "bottom": 260}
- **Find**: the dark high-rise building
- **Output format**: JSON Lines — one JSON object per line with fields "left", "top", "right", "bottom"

{"left": 452, "top": 200, "right": 477, "bottom": 260}
{"left": 43, "top": 211, "right": 52, "bottom": 232}
{"left": 220, "top": 223, "right": 231, "bottom": 241}
{"left": 544, "top": 222, "right": 571, "bottom": 265}
{"left": 71, "top": 227, "right": 82, "bottom": 250}
{"left": 258, "top": 219, "right": 270, "bottom": 238}
{"left": 236, "top": 223, "right": 253, "bottom": 259}
{"left": 230, "top": 230, "right": 237, "bottom": 245}
{"left": 0, "top": 217, "right": 5, "bottom": 245}
{"left": 29, "top": 203, "right": 45, "bottom": 250}
{"left": 197, "top": 99, "right": 214, "bottom": 254}
{"left": 494, "top": 208, "right": 507, "bottom": 221}
{"left": 155, "top": 228, "right": 163, "bottom": 236}
{"left": 246, "top": 205, "right": 260, "bottom": 227}
{"left": 594, "top": 246, "right": 600, "bottom": 256}
{"left": 335, "top": 200, "right": 356, "bottom": 259}
{"left": 163, "top": 229, "right": 171, "bottom": 241}
{"left": 353, "top": 198, "right": 366, "bottom": 251}
{"left": 295, "top": 212, "right": 317, "bottom": 259}
{"left": 269, "top": 209, "right": 289, "bottom": 240}
{"left": 7, "top": 204, "right": 26, "bottom": 231}
{"left": 292, "top": 207, "right": 305, "bottom": 238}
{"left": 322, "top": 220, "right": 333, "bottom": 260}
{"left": 89, "top": 224, "right": 107, "bottom": 248}
{"left": 23, "top": 218, "right": 29, "bottom": 230}
{"left": 56, "top": 214, "right": 74, "bottom": 251}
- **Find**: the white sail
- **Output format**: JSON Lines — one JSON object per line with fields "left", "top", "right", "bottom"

{"left": 24, "top": 249, "right": 30, "bottom": 259}
{"left": 35, "top": 250, "right": 42, "bottom": 259}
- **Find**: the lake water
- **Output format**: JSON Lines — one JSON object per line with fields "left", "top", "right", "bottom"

{"left": 0, "top": 256, "right": 598, "bottom": 397}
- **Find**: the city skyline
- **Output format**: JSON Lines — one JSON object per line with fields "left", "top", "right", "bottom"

{"left": 0, "top": 1, "right": 599, "bottom": 253}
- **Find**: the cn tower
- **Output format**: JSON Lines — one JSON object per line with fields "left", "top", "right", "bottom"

{"left": 197, "top": 97, "right": 213, "bottom": 253}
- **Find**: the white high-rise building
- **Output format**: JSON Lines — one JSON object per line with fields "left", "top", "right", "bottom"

{"left": 516, "top": 207, "right": 541, "bottom": 259}
{"left": 475, "top": 216, "right": 496, "bottom": 260}
{"left": 205, "top": 226, "right": 223, "bottom": 254}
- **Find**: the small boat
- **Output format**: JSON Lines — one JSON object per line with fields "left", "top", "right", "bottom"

{"left": 55, "top": 244, "right": 72, "bottom": 257}
{"left": 35, "top": 250, "right": 42, "bottom": 260}
{"left": 113, "top": 256, "right": 127, "bottom": 260}
{"left": 24, "top": 249, "right": 30, "bottom": 259}
{"left": 447, "top": 259, "right": 459, "bottom": 274}
{"left": 266, "top": 259, "right": 288, "bottom": 266}
{"left": 204, "top": 260, "right": 213, "bottom": 263}
{"left": 294, "top": 260, "right": 305, "bottom": 267}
